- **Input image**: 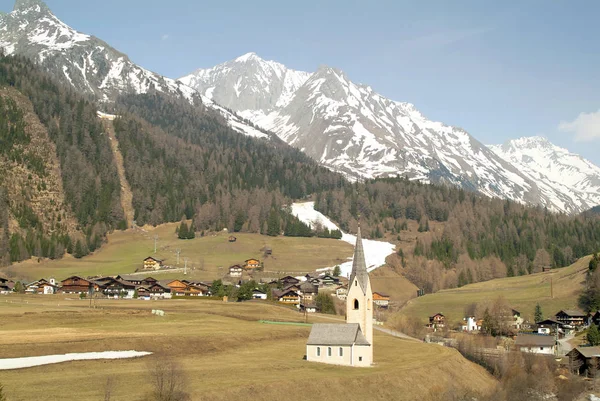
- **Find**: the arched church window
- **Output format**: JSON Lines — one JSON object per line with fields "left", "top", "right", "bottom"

{"left": 354, "top": 299, "right": 359, "bottom": 310}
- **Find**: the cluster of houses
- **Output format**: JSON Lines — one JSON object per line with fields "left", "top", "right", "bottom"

{"left": 13, "top": 275, "right": 212, "bottom": 299}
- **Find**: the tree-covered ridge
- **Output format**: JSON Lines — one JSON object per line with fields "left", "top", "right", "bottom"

{"left": 116, "top": 93, "right": 346, "bottom": 200}
{"left": 0, "top": 54, "right": 124, "bottom": 263}
{"left": 316, "top": 176, "right": 600, "bottom": 291}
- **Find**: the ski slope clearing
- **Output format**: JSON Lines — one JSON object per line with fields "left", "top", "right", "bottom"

{"left": 0, "top": 350, "right": 152, "bottom": 370}
{"left": 291, "top": 202, "right": 395, "bottom": 277}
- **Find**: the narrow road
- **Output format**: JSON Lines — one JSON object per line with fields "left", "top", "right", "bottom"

{"left": 311, "top": 313, "right": 421, "bottom": 342}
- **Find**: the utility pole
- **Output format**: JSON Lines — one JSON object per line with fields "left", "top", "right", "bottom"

{"left": 175, "top": 249, "right": 181, "bottom": 265}
{"left": 153, "top": 235, "right": 159, "bottom": 254}
{"left": 184, "top": 257, "right": 188, "bottom": 275}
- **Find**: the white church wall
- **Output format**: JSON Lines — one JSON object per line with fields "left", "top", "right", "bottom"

{"left": 307, "top": 345, "right": 353, "bottom": 366}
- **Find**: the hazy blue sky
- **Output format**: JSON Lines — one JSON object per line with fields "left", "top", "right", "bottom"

{"left": 3, "top": 0, "right": 600, "bottom": 164}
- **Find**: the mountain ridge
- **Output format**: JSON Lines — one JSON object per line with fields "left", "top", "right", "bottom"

{"left": 180, "top": 53, "right": 600, "bottom": 214}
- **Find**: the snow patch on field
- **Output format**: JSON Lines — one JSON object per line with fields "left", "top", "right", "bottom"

{"left": 0, "top": 351, "right": 152, "bottom": 370}
{"left": 291, "top": 202, "right": 395, "bottom": 277}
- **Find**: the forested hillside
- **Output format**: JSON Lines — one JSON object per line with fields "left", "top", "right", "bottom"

{"left": 114, "top": 93, "right": 346, "bottom": 231}
{"left": 315, "top": 177, "right": 600, "bottom": 292}
{"left": 0, "top": 54, "right": 124, "bottom": 265}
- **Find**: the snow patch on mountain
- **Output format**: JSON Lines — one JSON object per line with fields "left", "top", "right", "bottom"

{"left": 291, "top": 202, "right": 395, "bottom": 277}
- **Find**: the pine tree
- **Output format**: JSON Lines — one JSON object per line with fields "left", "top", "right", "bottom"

{"left": 187, "top": 222, "right": 196, "bottom": 239}
{"left": 333, "top": 265, "right": 341, "bottom": 277}
{"left": 534, "top": 303, "right": 543, "bottom": 323}
{"left": 178, "top": 221, "right": 189, "bottom": 240}
{"left": 74, "top": 240, "right": 85, "bottom": 259}
{"left": 267, "top": 210, "right": 280, "bottom": 237}
{"left": 588, "top": 324, "right": 600, "bottom": 346}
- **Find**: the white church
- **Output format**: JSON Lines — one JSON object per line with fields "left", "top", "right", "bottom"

{"left": 306, "top": 227, "right": 373, "bottom": 367}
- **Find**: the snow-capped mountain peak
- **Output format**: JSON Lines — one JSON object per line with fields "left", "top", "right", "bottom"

{"left": 0, "top": 0, "right": 273, "bottom": 140}
{"left": 489, "top": 137, "right": 600, "bottom": 213}
{"left": 180, "top": 53, "right": 600, "bottom": 214}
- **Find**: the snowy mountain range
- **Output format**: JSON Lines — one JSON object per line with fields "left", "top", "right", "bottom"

{"left": 180, "top": 53, "right": 600, "bottom": 214}
{"left": 0, "top": 0, "right": 598, "bottom": 214}
{"left": 489, "top": 137, "right": 600, "bottom": 213}
{"left": 0, "top": 0, "right": 270, "bottom": 139}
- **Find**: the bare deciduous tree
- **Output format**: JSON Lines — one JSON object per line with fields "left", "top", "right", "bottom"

{"left": 148, "top": 358, "right": 190, "bottom": 401}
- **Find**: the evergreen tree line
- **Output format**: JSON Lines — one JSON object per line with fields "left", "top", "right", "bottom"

{"left": 111, "top": 92, "right": 347, "bottom": 234}
{"left": 316, "top": 177, "right": 600, "bottom": 291}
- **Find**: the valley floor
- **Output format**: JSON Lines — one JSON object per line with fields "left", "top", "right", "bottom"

{"left": 0, "top": 296, "right": 495, "bottom": 401}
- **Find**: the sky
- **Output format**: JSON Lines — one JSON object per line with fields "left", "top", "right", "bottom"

{"left": 2, "top": 0, "right": 600, "bottom": 165}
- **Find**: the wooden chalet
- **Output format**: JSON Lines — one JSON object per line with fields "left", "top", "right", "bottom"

{"left": 229, "top": 265, "right": 243, "bottom": 277}
{"left": 428, "top": 313, "right": 446, "bottom": 329}
{"left": 272, "top": 288, "right": 301, "bottom": 305}
{"left": 59, "top": 276, "right": 101, "bottom": 294}
{"left": 320, "top": 274, "right": 339, "bottom": 286}
{"left": 334, "top": 285, "right": 348, "bottom": 300}
{"left": 299, "top": 281, "right": 318, "bottom": 301}
{"left": 514, "top": 334, "right": 556, "bottom": 355}
{"left": 373, "top": 292, "right": 390, "bottom": 308}
{"left": 26, "top": 279, "right": 58, "bottom": 295}
{"left": 101, "top": 278, "right": 136, "bottom": 298}
{"left": 116, "top": 275, "right": 158, "bottom": 287}
{"left": 244, "top": 259, "right": 261, "bottom": 270}
{"left": 555, "top": 309, "right": 586, "bottom": 327}
{"left": 280, "top": 276, "right": 300, "bottom": 287}
{"left": 164, "top": 280, "right": 207, "bottom": 296}
{"left": 0, "top": 277, "right": 14, "bottom": 294}
{"left": 142, "top": 256, "right": 163, "bottom": 271}
{"left": 567, "top": 346, "right": 600, "bottom": 377}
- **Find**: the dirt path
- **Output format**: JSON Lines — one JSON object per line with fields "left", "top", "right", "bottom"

{"left": 103, "top": 120, "right": 135, "bottom": 227}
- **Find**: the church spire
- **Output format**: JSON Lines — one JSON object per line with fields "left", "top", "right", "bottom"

{"left": 349, "top": 225, "right": 369, "bottom": 295}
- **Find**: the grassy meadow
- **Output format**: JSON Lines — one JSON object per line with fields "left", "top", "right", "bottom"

{"left": 0, "top": 296, "right": 495, "bottom": 401}
{"left": 399, "top": 255, "right": 590, "bottom": 327}
{"left": 2, "top": 223, "right": 353, "bottom": 282}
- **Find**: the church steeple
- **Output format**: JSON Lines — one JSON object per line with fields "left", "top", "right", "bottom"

{"left": 346, "top": 224, "right": 373, "bottom": 348}
{"left": 349, "top": 225, "right": 369, "bottom": 295}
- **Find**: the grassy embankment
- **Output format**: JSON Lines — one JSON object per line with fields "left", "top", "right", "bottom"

{"left": 399, "top": 255, "right": 590, "bottom": 327}
{"left": 2, "top": 223, "right": 353, "bottom": 282}
{"left": 0, "top": 296, "right": 496, "bottom": 401}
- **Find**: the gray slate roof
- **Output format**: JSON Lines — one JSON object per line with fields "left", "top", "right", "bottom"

{"left": 306, "top": 323, "right": 370, "bottom": 346}
{"left": 514, "top": 334, "right": 556, "bottom": 347}
{"left": 572, "top": 346, "right": 600, "bottom": 358}
{"left": 349, "top": 227, "right": 369, "bottom": 295}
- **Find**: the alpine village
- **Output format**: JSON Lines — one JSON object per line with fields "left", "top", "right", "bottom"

{"left": 1, "top": 1, "right": 600, "bottom": 401}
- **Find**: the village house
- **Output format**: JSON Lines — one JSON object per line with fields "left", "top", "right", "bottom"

{"left": 244, "top": 258, "right": 261, "bottom": 270}
{"left": 101, "top": 278, "right": 136, "bottom": 298}
{"left": 428, "top": 313, "right": 446, "bottom": 330}
{"left": 229, "top": 265, "right": 243, "bottom": 277}
{"left": 304, "top": 274, "right": 321, "bottom": 286}
{"left": 299, "top": 281, "right": 318, "bottom": 302}
{"left": 536, "top": 319, "right": 564, "bottom": 336}
{"left": 142, "top": 256, "right": 163, "bottom": 271}
{"left": 272, "top": 288, "right": 301, "bottom": 305}
{"left": 0, "top": 277, "right": 14, "bottom": 294}
{"left": 319, "top": 274, "right": 339, "bottom": 287}
{"left": 300, "top": 302, "right": 318, "bottom": 313}
{"left": 372, "top": 292, "right": 390, "bottom": 308}
{"left": 280, "top": 276, "right": 301, "bottom": 287}
{"left": 555, "top": 309, "right": 587, "bottom": 327}
{"left": 514, "top": 334, "right": 556, "bottom": 355}
{"left": 306, "top": 227, "right": 372, "bottom": 367}
{"left": 164, "top": 280, "right": 207, "bottom": 296}
{"left": 252, "top": 289, "right": 267, "bottom": 300}
{"left": 462, "top": 316, "right": 481, "bottom": 332}
{"left": 25, "top": 278, "right": 57, "bottom": 295}
{"left": 59, "top": 276, "right": 102, "bottom": 294}
{"left": 334, "top": 285, "right": 348, "bottom": 300}
{"left": 228, "top": 235, "right": 237, "bottom": 243}
{"left": 115, "top": 275, "right": 158, "bottom": 287}
{"left": 510, "top": 309, "right": 524, "bottom": 330}
{"left": 567, "top": 346, "right": 600, "bottom": 377}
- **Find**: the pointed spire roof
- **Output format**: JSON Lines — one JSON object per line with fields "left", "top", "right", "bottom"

{"left": 349, "top": 226, "right": 369, "bottom": 295}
